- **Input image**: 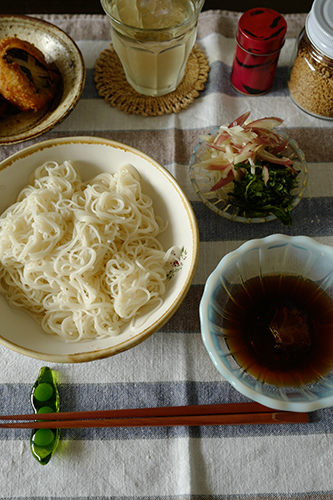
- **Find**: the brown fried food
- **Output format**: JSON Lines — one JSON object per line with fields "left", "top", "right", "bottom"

{"left": 0, "top": 94, "right": 19, "bottom": 118}
{"left": 0, "top": 95, "right": 9, "bottom": 117}
{"left": 0, "top": 37, "right": 60, "bottom": 112}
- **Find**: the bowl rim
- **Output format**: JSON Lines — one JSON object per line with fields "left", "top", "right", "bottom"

{"left": 0, "top": 135, "right": 200, "bottom": 362}
{"left": 0, "top": 14, "right": 86, "bottom": 145}
{"left": 189, "top": 128, "right": 308, "bottom": 224}
{"left": 200, "top": 234, "right": 333, "bottom": 412}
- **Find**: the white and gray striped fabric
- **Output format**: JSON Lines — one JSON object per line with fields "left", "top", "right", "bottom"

{"left": 1, "top": 10, "right": 333, "bottom": 500}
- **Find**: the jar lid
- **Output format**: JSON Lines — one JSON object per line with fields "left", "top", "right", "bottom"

{"left": 237, "top": 8, "right": 287, "bottom": 54}
{"left": 306, "top": 0, "right": 333, "bottom": 58}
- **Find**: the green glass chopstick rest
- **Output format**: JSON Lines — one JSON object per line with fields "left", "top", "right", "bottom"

{"left": 30, "top": 366, "right": 60, "bottom": 465}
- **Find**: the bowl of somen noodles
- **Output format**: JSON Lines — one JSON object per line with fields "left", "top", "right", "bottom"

{"left": 0, "top": 136, "right": 199, "bottom": 362}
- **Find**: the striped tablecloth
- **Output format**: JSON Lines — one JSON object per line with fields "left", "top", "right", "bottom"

{"left": 1, "top": 10, "right": 333, "bottom": 500}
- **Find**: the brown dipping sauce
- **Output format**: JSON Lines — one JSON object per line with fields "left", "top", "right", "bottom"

{"left": 221, "top": 275, "right": 333, "bottom": 387}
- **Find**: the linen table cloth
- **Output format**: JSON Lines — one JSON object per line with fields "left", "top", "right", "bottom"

{"left": 1, "top": 10, "right": 333, "bottom": 500}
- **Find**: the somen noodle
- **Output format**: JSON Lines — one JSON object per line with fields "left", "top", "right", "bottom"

{"left": 0, "top": 161, "right": 179, "bottom": 342}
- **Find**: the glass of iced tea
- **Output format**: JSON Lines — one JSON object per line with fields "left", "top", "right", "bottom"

{"left": 100, "top": 0, "right": 205, "bottom": 96}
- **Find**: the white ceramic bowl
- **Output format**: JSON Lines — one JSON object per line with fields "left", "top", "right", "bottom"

{"left": 0, "top": 137, "right": 199, "bottom": 362}
{"left": 0, "top": 15, "right": 85, "bottom": 145}
{"left": 200, "top": 234, "right": 333, "bottom": 412}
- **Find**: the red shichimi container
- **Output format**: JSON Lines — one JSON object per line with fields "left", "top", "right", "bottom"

{"left": 231, "top": 8, "right": 287, "bottom": 95}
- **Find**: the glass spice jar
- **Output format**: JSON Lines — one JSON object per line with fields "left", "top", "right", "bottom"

{"left": 288, "top": 0, "right": 333, "bottom": 120}
{"left": 230, "top": 8, "right": 287, "bottom": 95}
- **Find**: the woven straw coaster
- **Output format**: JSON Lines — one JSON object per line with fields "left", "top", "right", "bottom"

{"left": 94, "top": 44, "right": 210, "bottom": 117}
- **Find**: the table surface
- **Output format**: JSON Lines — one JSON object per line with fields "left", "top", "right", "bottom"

{"left": 1, "top": 0, "right": 314, "bottom": 14}
{"left": 1, "top": 6, "right": 333, "bottom": 500}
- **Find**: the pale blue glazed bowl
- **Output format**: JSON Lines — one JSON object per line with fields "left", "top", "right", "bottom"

{"left": 200, "top": 234, "right": 333, "bottom": 412}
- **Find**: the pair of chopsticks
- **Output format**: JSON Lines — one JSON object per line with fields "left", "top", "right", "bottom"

{"left": 0, "top": 402, "right": 309, "bottom": 429}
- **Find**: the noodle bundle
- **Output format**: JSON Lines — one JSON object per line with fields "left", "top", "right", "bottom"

{"left": 0, "top": 161, "right": 178, "bottom": 342}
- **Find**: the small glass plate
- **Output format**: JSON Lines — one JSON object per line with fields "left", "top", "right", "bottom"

{"left": 189, "top": 128, "right": 308, "bottom": 224}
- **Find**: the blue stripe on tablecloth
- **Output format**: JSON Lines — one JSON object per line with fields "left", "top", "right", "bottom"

{"left": 192, "top": 197, "right": 333, "bottom": 242}
{"left": 199, "top": 62, "right": 289, "bottom": 98}
{"left": 0, "top": 381, "right": 330, "bottom": 441}
{"left": 81, "top": 63, "right": 290, "bottom": 100}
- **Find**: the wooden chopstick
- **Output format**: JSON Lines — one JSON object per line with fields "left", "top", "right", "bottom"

{"left": 0, "top": 403, "right": 309, "bottom": 428}
{"left": 0, "top": 402, "right": 286, "bottom": 421}
{"left": 0, "top": 413, "right": 308, "bottom": 428}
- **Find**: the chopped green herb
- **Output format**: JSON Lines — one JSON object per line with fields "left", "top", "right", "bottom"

{"left": 228, "top": 162, "right": 299, "bottom": 226}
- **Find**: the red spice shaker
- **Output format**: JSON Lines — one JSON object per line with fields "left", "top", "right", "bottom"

{"left": 231, "top": 8, "right": 287, "bottom": 95}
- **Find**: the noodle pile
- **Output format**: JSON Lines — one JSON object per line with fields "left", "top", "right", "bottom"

{"left": 0, "top": 161, "right": 178, "bottom": 342}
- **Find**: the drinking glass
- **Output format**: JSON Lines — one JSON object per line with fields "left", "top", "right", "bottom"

{"left": 100, "top": 0, "right": 205, "bottom": 96}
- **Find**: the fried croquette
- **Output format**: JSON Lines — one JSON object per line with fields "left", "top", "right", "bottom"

{"left": 0, "top": 93, "right": 19, "bottom": 118}
{"left": 0, "top": 95, "right": 9, "bottom": 117}
{"left": 0, "top": 37, "right": 60, "bottom": 112}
